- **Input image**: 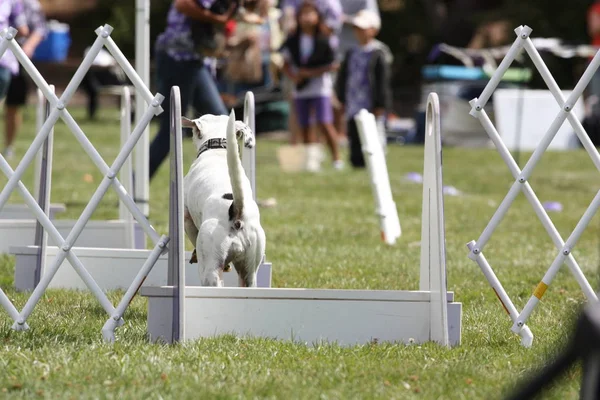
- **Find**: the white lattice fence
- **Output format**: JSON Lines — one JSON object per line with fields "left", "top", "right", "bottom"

{"left": 467, "top": 25, "right": 600, "bottom": 347}
{"left": 0, "top": 24, "right": 167, "bottom": 342}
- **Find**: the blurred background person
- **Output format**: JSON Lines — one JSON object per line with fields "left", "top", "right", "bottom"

{"left": 338, "top": 0, "right": 380, "bottom": 56}
{"left": 149, "top": 0, "right": 235, "bottom": 179}
{"left": 588, "top": 0, "right": 600, "bottom": 116}
{"left": 221, "top": 0, "right": 268, "bottom": 103}
{"left": 280, "top": 1, "right": 342, "bottom": 171}
{"left": 331, "top": 0, "right": 380, "bottom": 145}
{"left": 80, "top": 47, "right": 129, "bottom": 120}
{"left": 335, "top": 9, "right": 391, "bottom": 168}
{"left": 279, "top": 0, "right": 342, "bottom": 146}
{"left": 1, "top": 0, "right": 29, "bottom": 158}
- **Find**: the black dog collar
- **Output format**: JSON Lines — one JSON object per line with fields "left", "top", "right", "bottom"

{"left": 197, "top": 138, "right": 227, "bottom": 158}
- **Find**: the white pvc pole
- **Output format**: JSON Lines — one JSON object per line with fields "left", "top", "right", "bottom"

{"left": 168, "top": 86, "right": 185, "bottom": 343}
{"left": 120, "top": 86, "right": 135, "bottom": 247}
{"left": 354, "top": 109, "right": 401, "bottom": 245}
{"left": 134, "top": 0, "right": 150, "bottom": 217}
{"left": 33, "top": 85, "right": 54, "bottom": 288}
{"left": 33, "top": 88, "right": 44, "bottom": 200}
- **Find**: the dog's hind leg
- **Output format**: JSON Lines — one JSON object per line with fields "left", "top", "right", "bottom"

{"left": 237, "top": 229, "right": 266, "bottom": 288}
{"left": 234, "top": 253, "right": 261, "bottom": 288}
{"left": 184, "top": 207, "right": 199, "bottom": 264}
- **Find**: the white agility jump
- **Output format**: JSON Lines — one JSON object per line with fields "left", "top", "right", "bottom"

{"left": 467, "top": 25, "right": 600, "bottom": 347}
{"left": 141, "top": 90, "right": 462, "bottom": 346}
{"left": 10, "top": 91, "right": 272, "bottom": 292}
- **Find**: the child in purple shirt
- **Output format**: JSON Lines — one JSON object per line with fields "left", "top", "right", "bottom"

{"left": 280, "top": 1, "right": 342, "bottom": 171}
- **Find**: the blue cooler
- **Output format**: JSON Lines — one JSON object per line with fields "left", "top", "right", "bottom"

{"left": 33, "top": 20, "right": 71, "bottom": 62}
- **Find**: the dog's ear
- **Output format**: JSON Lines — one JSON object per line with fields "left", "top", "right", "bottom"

{"left": 181, "top": 117, "right": 195, "bottom": 129}
{"left": 182, "top": 117, "right": 204, "bottom": 139}
{"left": 193, "top": 120, "right": 205, "bottom": 139}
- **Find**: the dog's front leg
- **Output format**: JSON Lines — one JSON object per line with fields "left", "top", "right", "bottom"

{"left": 197, "top": 223, "right": 228, "bottom": 287}
{"left": 200, "top": 256, "right": 226, "bottom": 287}
{"left": 234, "top": 121, "right": 255, "bottom": 148}
{"left": 234, "top": 256, "right": 260, "bottom": 288}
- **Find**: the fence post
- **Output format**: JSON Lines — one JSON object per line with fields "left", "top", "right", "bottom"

{"left": 33, "top": 85, "right": 55, "bottom": 288}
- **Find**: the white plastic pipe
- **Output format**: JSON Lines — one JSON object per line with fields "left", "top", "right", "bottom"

{"left": 134, "top": 0, "right": 151, "bottom": 217}
{"left": 354, "top": 109, "right": 401, "bottom": 245}
{"left": 34, "top": 88, "right": 44, "bottom": 200}
{"left": 120, "top": 86, "right": 135, "bottom": 247}
{"left": 33, "top": 85, "right": 55, "bottom": 287}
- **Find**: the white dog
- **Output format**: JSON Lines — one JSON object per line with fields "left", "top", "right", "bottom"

{"left": 182, "top": 111, "right": 266, "bottom": 287}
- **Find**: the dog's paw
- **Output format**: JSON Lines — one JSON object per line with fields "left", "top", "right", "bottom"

{"left": 190, "top": 249, "right": 198, "bottom": 264}
{"left": 235, "top": 121, "right": 255, "bottom": 149}
{"left": 224, "top": 263, "right": 232, "bottom": 273}
{"left": 243, "top": 131, "right": 255, "bottom": 149}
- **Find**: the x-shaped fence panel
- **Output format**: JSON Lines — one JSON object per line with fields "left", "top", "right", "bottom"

{"left": 0, "top": 24, "right": 168, "bottom": 342}
{"left": 468, "top": 25, "right": 600, "bottom": 347}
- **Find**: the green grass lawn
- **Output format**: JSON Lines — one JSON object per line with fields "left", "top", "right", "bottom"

{"left": 1, "top": 105, "right": 599, "bottom": 399}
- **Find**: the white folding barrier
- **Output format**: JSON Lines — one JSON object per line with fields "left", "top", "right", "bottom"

{"left": 0, "top": 86, "right": 144, "bottom": 253}
{"left": 0, "top": 24, "right": 167, "bottom": 341}
{"left": 354, "top": 109, "right": 401, "bottom": 245}
{"left": 0, "top": 88, "right": 65, "bottom": 220}
{"left": 467, "top": 25, "right": 600, "bottom": 347}
{"left": 141, "top": 91, "right": 461, "bottom": 347}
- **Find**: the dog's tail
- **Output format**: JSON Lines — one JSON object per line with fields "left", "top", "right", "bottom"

{"left": 226, "top": 110, "right": 245, "bottom": 221}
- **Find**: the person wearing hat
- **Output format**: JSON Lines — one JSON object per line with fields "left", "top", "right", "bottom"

{"left": 335, "top": 9, "right": 392, "bottom": 168}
